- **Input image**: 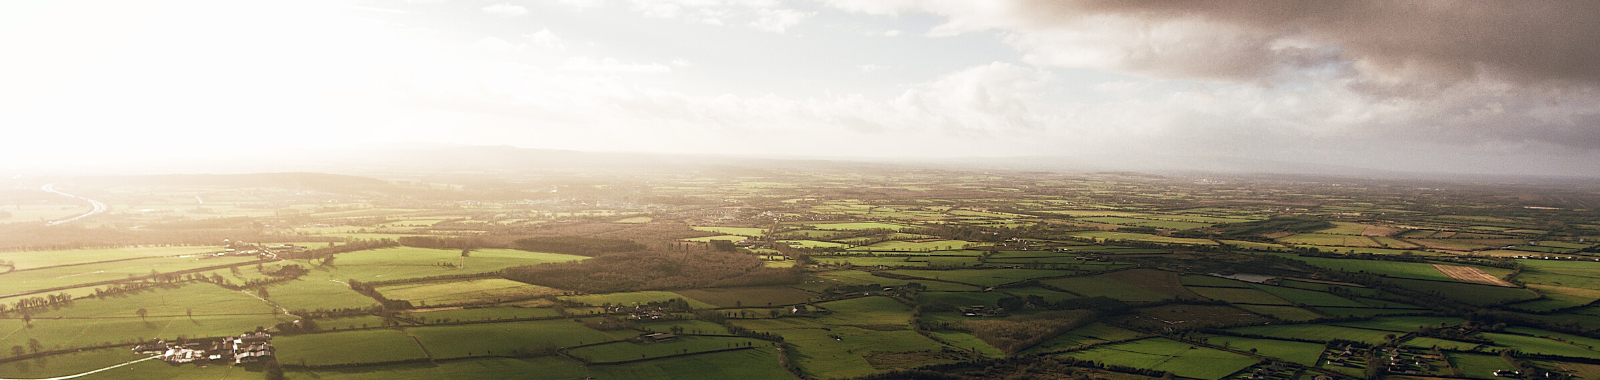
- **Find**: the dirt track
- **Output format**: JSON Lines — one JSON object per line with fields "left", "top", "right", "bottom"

{"left": 1432, "top": 264, "right": 1515, "bottom": 287}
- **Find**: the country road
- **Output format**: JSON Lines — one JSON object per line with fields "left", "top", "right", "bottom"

{"left": 41, "top": 184, "right": 107, "bottom": 226}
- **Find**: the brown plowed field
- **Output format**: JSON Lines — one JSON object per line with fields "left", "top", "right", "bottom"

{"left": 1431, "top": 264, "right": 1515, "bottom": 287}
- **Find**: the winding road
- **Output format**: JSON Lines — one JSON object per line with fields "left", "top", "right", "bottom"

{"left": 40, "top": 184, "right": 106, "bottom": 226}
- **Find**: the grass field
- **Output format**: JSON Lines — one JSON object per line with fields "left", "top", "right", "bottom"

{"left": 1331, "top": 316, "right": 1462, "bottom": 332}
{"left": 807, "top": 222, "right": 917, "bottom": 231}
{"left": 1478, "top": 332, "right": 1600, "bottom": 359}
{"left": 1403, "top": 337, "right": 1481, "bottom": 350}
{"left": 409, "top": 319, "right": 615, "bottom": 358}
{"left": 929, "top": 331, "right": 1005, "bottom": 357}
{"left": 1204, "top": 335, "right": 1324, "bottom": 365}
{"left": 1315, "top": 222, "right": 1373, "bottom": 235}
{"left": 1002, "top": 286, "right": 1082, "bottom": 303}
{"left": 1180, "top": 275, "right": 1253, "bottom": 288}
{"left": 781, "top": 240, "right": 851, "bottom": 249}
{"left": 1226, "top": 324, "right": 1397, "bottom": 344}
{"left": 1517, "top": 260, "right": 1600, "bottom": 291}
{"left": 1058, "top": 338, "right": 1259, "bottom": 380}
{"left": 885, "top": 269, "right": 1073, "bottom": 287}
{"left": 1287, "top": 256, "right": 1459, "bottom": 282}
{"left": 847, "top": 240, "right": 984, "bottom": 252}
{"left": 282, "top": 357, "right": 587, "bottom": 380}
{"left": 275, "top": 329, "right": 428, "bottom": 366}
{"left": 1448, "top": 352, "right": 1516, "bottom": 379}
{"left": 814, "top": 270, "right": 978, "bottom": 292}
{"left": 0, "top": 246, "right": 221, "bottom": 270}
{"left": 817, "top": 296, "right": 914, "bottom": 326}
{"left": 330, "top": 247, "right": 586, "bottom": 281}
{"left": 377, "top": 279, "right": 559, "bottom": 306}
{"left": 1279, "top": 233, "right": 1383, "bottom": 247}
{"left": 1023, "top": 323, "right": 1148, "bottom": 354}
{"left": 568, "top": 336, "right": 769, "bottom": 363}
{"left": 683, "top": 235, "right": 748, "bottom": 243}
{"left": 918, "top": 291, "right": 1012, "bottom": 308}
{"left": 1249, "top": 284, "right": 1367, "bottom": 307}
{"left": 1043, "top": 276, "right": 1170, "bottom": 303}
{"left": 586, "top": 347, "right": 792, "bottom": 380}
{"left": 672, "top": 286, "right": 817, "bottom": 308}
{"left": 730, "top": 318, "right": 949, "bottom": 379}
{"left": 0, "top": 346, "right": 149, "bottom": 379}
{"left": 561, "top": 291, "right": 717, "bottom": 309}
{"left": 1235, "top": 305, "right": 1324, "bottom": 321}
{"left": 0, "top": 255, "right": 261, "bottom": 296}
{"left": 1068, "top": 231, "right": 1218, "bottom": 246}
{"left": 1077, "top": 216, "right": 1211, "bottom": 230}
{"left": 1187, "top": 287, "right": 1291, "bottom": 305}
{"left": 267, "top": 273, "right": 382, "bottom": 310}
{"left": 1380, "top": 278, "right": 1538, "bottom": 306}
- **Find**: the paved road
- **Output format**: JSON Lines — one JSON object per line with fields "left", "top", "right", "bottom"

{"left": 41, "top": 184, "right": 106, "bottom": 226}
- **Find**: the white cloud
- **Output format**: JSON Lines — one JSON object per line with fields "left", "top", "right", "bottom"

{"left": 856, "top": 64, "right": 891, "bottom": 73}
{"left": 748, "top": 8, "right": 811, "bottom": 33}
{"left": 560, "top": 57, "right": 673, "bottom": 73}
{"left": 883, "top": 29, "right": 901, "bottom": 37}
{"left": 482, "top": 3, "right": 529, "bottom": 17}
{"left": 524, "top": 28, "right": 565, "bottom": 50}
{"left": 471, "top": 36, "right": 518, "bottom": 51}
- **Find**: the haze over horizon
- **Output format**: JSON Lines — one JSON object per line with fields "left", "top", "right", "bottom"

{"left": 4, "top": 1, "right": 1599, "bottom": 177}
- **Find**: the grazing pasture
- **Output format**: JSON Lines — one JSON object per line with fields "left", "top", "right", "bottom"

{"left": 1058, "top": 338, "right": 1259, "bottom": 380}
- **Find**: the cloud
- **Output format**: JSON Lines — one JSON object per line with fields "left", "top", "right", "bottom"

{"left": 856, "top": 64, "right": 891, "bottom": 73}
{"left": 817, "top": 0, "right": 1600, "bottom": 152}
{"left": 560, "top": 57, "right": 673, "bottom": 73}
{"left": 471, "top": 36, "right": 518, "bottom": 51}
{"left": 482, "top": 3, "right": 529, "bottom": 17}
{"left": 748, "top": 8, "right": 811, "bottom": 33}
{"left": 524, "top": 28, "right": 565, "bottom": 50}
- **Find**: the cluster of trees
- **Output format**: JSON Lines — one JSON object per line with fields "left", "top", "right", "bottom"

{"left": 510, "top": 236, "right": 645, "bottom": 256}
{"left": 397, "top": 236, "right": 483, "bottom": 249}
{"left": 346, "top": 279, "right": 413, "bottom": 310}
{"left": 283, "top": 238, "right": 398, "bottom": 259}
{"left": 502, "top": 250, "right": 801, "bottom": 293}
{"left": 3, "top": 292, "right": 75, "bottom": 315}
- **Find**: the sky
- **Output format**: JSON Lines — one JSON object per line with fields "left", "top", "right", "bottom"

{"left": 2, "top": 0, "right": 1598, "bottom": 176}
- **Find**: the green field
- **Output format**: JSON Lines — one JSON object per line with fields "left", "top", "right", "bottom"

{"left": 1380, "top": 278, "right": 1538, "bottom": 306}
{"left": 409, "top": 319, "right": 615, "bottom": 359}
{"left": 885, "top": 268, "right": 1074, "bottom": 287}
{"left": 806, "top": 222, "right": 917, "bottom": 231}
{"left": 781, "top": 240, "right": 851, "bottom": 249}
{"left": 330, "top": 247, "right": 587, "bottom": 281}
{"left": 1248, "top": 284, "right": 1367, "bottom": 307}
{"left": 1204, "top": 335, "right": 1324, "bottom": 365}
{"left": 275, "top": 329, "right": 428, "bottom": 366}
{"left": 731, "top": 318, "right": 949, "bottom": 379}
{"left": 814, "top": 270, "right": 979, "bottom": 292}
{"left": 1077, "top": 216, "right": 1211, "bottom": 230}
{"left": 683, "top": 235, "right": 748, "bottom": 243}
{"left": 847, "top": 240, "right": 985, "bottom": 252}
{"left": 918, "top": 291, "right": 1012, "bottom": 308}
{"left": 377, "top": 279, "right": 558, "bottom": 306}
{"left": 586, "top": 347, "right": 793, "bottom": 380}
{"left": 0, "top": 346, "right": 150, "bottom": 379}
{"left": 1226, "top": 324, "right": 1397, "bottom": 344}
{"left": 1286, "top": 256, "right": 1457, "bottom": 281}
{"left": 1403, "top": 337, "right": 1481, "bottom": 350}
{"left": 672, "top": 286, "right": 816, "bottom": 308}
{"left": 1023, "top": 323, "right": 1148, "bottom": 354}
{"left": 1478, "top": 332, "right": 1600, "bottom": 359}
{"left": 567, "top": 336, "right": 768, "bottom": 363}
{"left": 1043, "top": 276, "right": 1169, "bottom": 303}
{"left": 1180, "top": 275, "right": 1253, "bottom": 288}
{"left": 0, "top": 246, "right": 222, "bottom": 270}
{"left": 1058, "top": 338, "right": 1259, "bottom": 380}
{"left": 1187, "top": 287, "right": 1291, "bottom": 305}
{"left": 1330, "top": 316, "right": 1462, "bottom": 332}
{"left": 1068, "top": 231, "right": 1219, "bottom": 245}
{"left": 0, "top": 255, "right": 261, "bottom": 297}
{"left": 816, "top": 296, "right": 914, "bottom": 326}
{"left": 1279, "top": 233, "right": 1382, "bottom": 247}
{"left": 1448, "top": 352, "right": 1517, "bottom": 379}
{"left": 929, "top": 330, "right": 1005, "bottom": 357}
{"left": 1235, "top": 305, "right": 1323, "bottom": 321}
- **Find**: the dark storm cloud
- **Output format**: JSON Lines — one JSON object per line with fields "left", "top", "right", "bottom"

{"left": 1010, "top": 0, "right": 1600, "bottom": 87}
